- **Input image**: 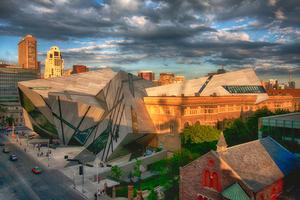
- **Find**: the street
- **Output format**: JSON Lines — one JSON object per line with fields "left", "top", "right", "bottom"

{"left": 0, "top": 135, "right": 85, "bottom": 200}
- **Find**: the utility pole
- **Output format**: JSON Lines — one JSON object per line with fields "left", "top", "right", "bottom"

{"left": 82, "top": 164, "right": 85, "bottom": 193}
{"left": 73, "top": 169, "right": 76, "bottom": 189}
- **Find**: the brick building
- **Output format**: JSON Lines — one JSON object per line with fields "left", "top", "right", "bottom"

{"left": 72, "top": 64, "right": 89, "bottom": 74}
{"left": 18, "top": 35, "right": 38, "bottom": 69}
{"left": 180, "top": 135, "right": 300, "bottom": 200}
{"left": 138, "top": 70, "right": 155, "bottom": 81}
{"left": 144, "top": 69, "right": 297, "bottom": 138}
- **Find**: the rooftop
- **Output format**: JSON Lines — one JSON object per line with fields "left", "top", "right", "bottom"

{"left": 18, "top": 68, "right": 117, "bottom": 98}
{"left": 216, "top": 137, "right": 300, "bottom": 192}
{"left": 146, "top": 68, "right": 268, "bottom": 103}
{"left": 261, "top": 112, "right": 300, "bottom": 122}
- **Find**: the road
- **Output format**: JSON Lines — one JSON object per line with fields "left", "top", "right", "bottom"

{"left": 0, "top": 135, "right": 85, "bottom": 200}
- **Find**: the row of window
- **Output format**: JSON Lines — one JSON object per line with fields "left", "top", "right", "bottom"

{"left": 223, "top": 85, "right": 266, "bottom": 94}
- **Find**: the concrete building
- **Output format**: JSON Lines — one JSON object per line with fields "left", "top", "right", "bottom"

{"left": 18, "top": 35, "right": 38, "bottom": 69}
{"left": 158, "top": 72, "right": 175, "bottom": 85}
{"left": 174, "top": 75, "right": 185, "bottom": 83}
{"left": 259, "top": 112, "right": 300, "bottom": 154}
{"left": 138, "top": 71, "right": 155, "bottom": 81}
{"left": 18, "top": 68, "right": 156, "bottom": 161}
{"left": 63, "top": 69, "right": 72, "bottom": 76}
{"left": 44, "top": 46, "right": 64, "bottom": 79}
{"left": 0, "top": 65, "right": 39, "bottom": 126}
{"left": 180, "top": 135, "right": 300, "bottom": 200}
{"left": 288, "top": 81, "right": 296, "bottom": 89}
{"left": 266, "top": 89, "right": 300, "bottom": 111}
{"left": 72, "top": 65, "right": 89, "bottom": 74}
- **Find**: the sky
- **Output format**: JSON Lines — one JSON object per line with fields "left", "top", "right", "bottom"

{"left": 0, "top": 0, "right": 299, "bottom": 85}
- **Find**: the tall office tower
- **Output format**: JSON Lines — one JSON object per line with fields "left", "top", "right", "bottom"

{"left": 44, "top": 46, "right": 64, "bottom": 79}
{"left": 0, "top": 64, "right": 39, "bottom": 126}
{"left": 288, "top": 81, "right": 296, "bottom": 89}
{"left": 18, "top": 35, "right": 38, "bottom": 69}
{"left": 138, "top": 71, "right": 155, "bottom": 81}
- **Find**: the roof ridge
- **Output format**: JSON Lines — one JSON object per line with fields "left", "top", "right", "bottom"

{"left": 223, "top": 138, "right": 262, "bottom": 151}
{"left": 214, "top": 151, "right": 254, "bottom": 191}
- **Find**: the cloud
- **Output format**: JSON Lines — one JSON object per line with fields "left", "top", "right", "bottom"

{"left": 0, "top": 0, "right": 299, "bottom": 75}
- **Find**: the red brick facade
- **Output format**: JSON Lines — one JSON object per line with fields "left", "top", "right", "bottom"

{"left": 72, "top": 65, "right": 88, "bottom": 74}
{"left": 180, "top": 151, "right": 284, "bottom": 200}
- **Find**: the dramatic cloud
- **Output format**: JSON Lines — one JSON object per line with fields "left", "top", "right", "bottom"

{"left": 0, "top": 0, "right": 299, "bottom": 80}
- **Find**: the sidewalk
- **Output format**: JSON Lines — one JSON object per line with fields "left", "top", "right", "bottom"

{"left": 5, "top": 134, "right": 84, "bottom": 169}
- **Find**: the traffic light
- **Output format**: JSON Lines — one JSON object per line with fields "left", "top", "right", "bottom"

{"left": 79, "top": 165, "right": 83, "bottom": 175}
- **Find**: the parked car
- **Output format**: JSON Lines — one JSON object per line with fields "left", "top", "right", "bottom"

{"left": 0, "top": 142, "right": 5, "bottom": 146}
{"left": 32, "top": 166, "right": 42, "bottom": 174}
{"left": 3, "top": 148, "right": 9, "bottom": 153}
{"left": 10, "top": 154, "right": 18, "bottom": 161}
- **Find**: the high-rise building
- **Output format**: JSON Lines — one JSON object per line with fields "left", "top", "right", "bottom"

{"left": 44, "top": 46, "right": 64, "bottom": 79}
{"left": 18, "top": 35, "right": 38, "bottom": 69}
{"left": 0, "top": 64, "right": 39, "bottom": 126}
{"left": 288, "top": 81, "right": 296, "bottom": 89}
{"left": 72, "top": 65, "right": 89, "bottom": 74}
{"left": 138, "top": 71, "right": 155, "bottom": 81}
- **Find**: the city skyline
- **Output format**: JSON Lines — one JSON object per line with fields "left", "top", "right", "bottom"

{"left": 0, "top": 0, "right": 299, "bottom": 84}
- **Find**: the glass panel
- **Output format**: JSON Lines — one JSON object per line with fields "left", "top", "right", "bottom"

{"left": 87, "top": 127, "right": 110, "bottom": 154}
{"left": 71, "top": 125, "right": 97, "bottom": 145}
{"left": 19, "top": 89, "right": 58, "bottom": 137}
{"left": 223, "top": 85, "right": 266, "bottom": 94}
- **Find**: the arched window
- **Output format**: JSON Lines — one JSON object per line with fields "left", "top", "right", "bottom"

{"left": 203, "top": 170, "right": 210, "bottom": 187}
{"left": 184, "top": 122, "right": 190, "bottom": 128}
{"left": 211, "top": 172, "right": 219, "bottom": 191}
{"left": 271, "top": 187, "right": 277, "bottom": 200}
{"left": 195, "top": 121, "right": 200, "bottom": 125}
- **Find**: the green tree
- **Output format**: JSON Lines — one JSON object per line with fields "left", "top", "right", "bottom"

{"left": 181, "top": 124, "right": 220, "bottom": 145}
{"left": 223, "top": 118, "right": 250, "bottom": 146}
{"left": 168, "top": 149, "right": 193, "bottom": 176}
{"left": 111, "top": 165, "right": 123, "bottom": 181}
{"left": 246, "top": 107, "right": 273, "bottom": 139}
{"left": 133, "top": 159, "right": 142, "bottom": 179}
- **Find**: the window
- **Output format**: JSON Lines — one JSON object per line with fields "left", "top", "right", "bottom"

{"left": 202, "top": 170, "right": 220, "bottom": 191}
{"left": 184, "top": 122, "right": 190, "bottom": 128}
{"left": 211, "top": 172, "right": 219, "bottom": 191}
{"left": 223, "top": 85, "right": 265, "bottom": 93}
{"left": 203, "top": 170, "right": 210, "bottom": 187}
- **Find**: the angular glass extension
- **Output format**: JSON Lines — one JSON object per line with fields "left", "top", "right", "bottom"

{"left": 87, "top": 127, "right": 110, "bottom": 154}
{"left": 69, "top": 125, "right": 97, "bottom": 146}
{"left": 223, "top": 85, "right": 266, "bottom": 94}
{"left": 18, "top": 89, "right": 58, "bottom": 138}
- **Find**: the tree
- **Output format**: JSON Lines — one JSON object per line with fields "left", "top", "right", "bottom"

{"left": 168, "top": 149, "right": 193, "bottom": 176}
{"left": 223, "top": 118, "right": 250, "bottom": 146}
{"left": 110, "top": 165, "right": 123, "bottom": 181}
{"left": 181, "top": 124, "right": 220, "bottom": 145}
{"left": 246, "top": 107, "right": 273, "bottom": 139}
{"left": 133, "top": 159, "right": 142, "bottom": 179}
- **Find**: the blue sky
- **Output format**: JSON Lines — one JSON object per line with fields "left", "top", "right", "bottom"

{"left": 0, "top": 0, "right": 299, "bottom": 84}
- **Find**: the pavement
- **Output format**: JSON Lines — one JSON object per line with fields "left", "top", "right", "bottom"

{"left": 0, "top": 134, "right": 86, "bottom": 200}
